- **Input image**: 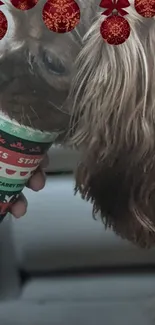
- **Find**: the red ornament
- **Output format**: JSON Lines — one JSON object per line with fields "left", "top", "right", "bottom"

{"left": 42, "top": 0, "right": 80, "bottom": 33}
{"left": 100, "top": 0, "right": 131, "bottom": 45}
{"left": 0, "top": 11, "right": 7, "bottom": 40}
{"left": 0, "top": 1, "right": 7, "bottom": 40}
{"left": 100, "top": 15, "right": 130, "bottom": 45}
{"left": 134, "top": 0, "right": 155, "bottom": 17}
{"left": 11, "top": 0, "right": 38, "bottom": 10}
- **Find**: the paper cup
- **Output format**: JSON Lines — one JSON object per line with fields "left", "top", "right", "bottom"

{"left": 0, "top": 113, "right": 59, "bottom": 222}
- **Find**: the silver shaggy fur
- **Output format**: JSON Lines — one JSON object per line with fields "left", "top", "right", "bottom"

{"left": 1, "top": 0, "right": 155, "bottom": 247}
{"left": 69, "top": 0, "right": 155, "bottom": 247}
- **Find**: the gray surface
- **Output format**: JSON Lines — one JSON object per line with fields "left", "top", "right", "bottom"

{"left": 12, "top": 176, "right": 155, "bottom": 272}
{"left": 0, "top": 301, "right": 152, "bottom": 325}
{"left": 45, "top": 146, "right": 80, "bottom": 173}
{"left": 21, "top": 275, "right": 155, "bottom": 302}
{"left": 0, "top": 216, "right": 20, "bottom": 300}
{"left": 0, "top": 174, "right": 155, "bottom": 325}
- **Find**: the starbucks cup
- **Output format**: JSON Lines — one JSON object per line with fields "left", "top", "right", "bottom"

{"left": 0, "top": 113, "right": 59, "bottom": 222}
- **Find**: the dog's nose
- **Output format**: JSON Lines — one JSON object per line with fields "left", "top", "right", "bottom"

{"left": 0, "top": 57, "right": 25, "bottom": 86}
{"left": 0, "top": 46, "right": 34, "bottom": 81}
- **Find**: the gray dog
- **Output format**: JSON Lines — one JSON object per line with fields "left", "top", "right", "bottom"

{"left": 1, "top": 0, "right": 155, "bottom": 247}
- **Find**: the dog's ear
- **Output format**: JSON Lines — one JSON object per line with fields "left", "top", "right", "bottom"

{"left": 69, "top": 5, "right": 155, "bottom": 247}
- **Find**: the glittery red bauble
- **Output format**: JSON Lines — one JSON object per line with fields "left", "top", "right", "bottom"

{"left": 0, "top": 11, "right": 7, "bottom": 40}
{"left": 100, "top": 15, "right": 130, "bottom": 45}
{"left": 42, "top": 0, "right": 80, "bottom": 33}
{"left": 134, "top": 0, "right": 155, "bottom": 17}
{"left": 11, "top": 0, "right": 38, "bottom": 10}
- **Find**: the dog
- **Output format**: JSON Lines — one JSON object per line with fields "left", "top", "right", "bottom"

{"left": 0, "top": 0, "right": 89, "bottom": 134}
{"left": 68, "top": 0, "right": 155, "bottom": 248}
{"left": 2, "top": 0, "right": 155, "bottom": 247}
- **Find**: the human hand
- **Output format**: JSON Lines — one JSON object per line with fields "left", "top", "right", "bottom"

{"left": 10, "top": 154, "right": 49, "bottom": 218}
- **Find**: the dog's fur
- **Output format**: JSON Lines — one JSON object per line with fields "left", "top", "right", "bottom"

{"left": 2, "top": 0, "right": 155, "bottom": 247}
{"left": 69, "top": 1, "right": 155, "bottom": 248}
{"left": 0, "top": 0, "right": 87, "bottom": 132}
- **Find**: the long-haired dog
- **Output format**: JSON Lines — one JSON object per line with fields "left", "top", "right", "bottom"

{"left": 69, "top": 0, "right": 155, "bottom": 248}
{"left": 1, "top": 0, "right": 155, "bottom": 247}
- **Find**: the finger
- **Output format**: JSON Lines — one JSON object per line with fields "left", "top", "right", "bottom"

{"left": 11, "top": 193, "right": 28, "bottom": 218}
{"left": 26, "top": 168, "right": 46, "bottom": 192}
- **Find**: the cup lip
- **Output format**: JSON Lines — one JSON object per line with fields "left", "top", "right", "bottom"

{"left": 0, "top": 111, "right": 62, "bottom": 143}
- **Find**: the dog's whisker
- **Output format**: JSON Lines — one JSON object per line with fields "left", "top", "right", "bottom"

{"left": 26, "top": 114, "right": 33, "bottom": 128}
{"left": 29, "top": 105, "right": 39, "bottom": 120}
{"left": 48, "top": 101, "right": 70, "bottom": 116}
{"left": 20, "top": 105, "right": 25, "bottom": 125}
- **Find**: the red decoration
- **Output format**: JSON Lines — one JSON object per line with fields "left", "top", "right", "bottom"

{"left": 6, "top": 169, "right": 16, "bottom": 175}
{"left": 134, "top": 0, "right": 155, "bottom": 17}
{"left": 100, "top": 15, "right": 130, "bottom": 45}
{"left": 0, "top": 201, "right": 12, "bottom": 214}
{"left": 20, "top": 171, "right": 29, "bottom": 176}
{"left": 42, "top": 0, "right": 80, "bottom": 33}
{"left": 0, "top": 2, "right": 8, "bottom": 40}
{"left": 0, "top": 193, "right": 19, "bottom": 216}
{"left": 100, "top": 0, "right": 131, "bottom": 45}
{"left": 10, "top": 142, "right": 25, "bottom": 150}
{"left": 11, "top": 0, "right": 38, "bottom": 10}
{"left": 100, "top": 0, "right": 130, "bottom": 15}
